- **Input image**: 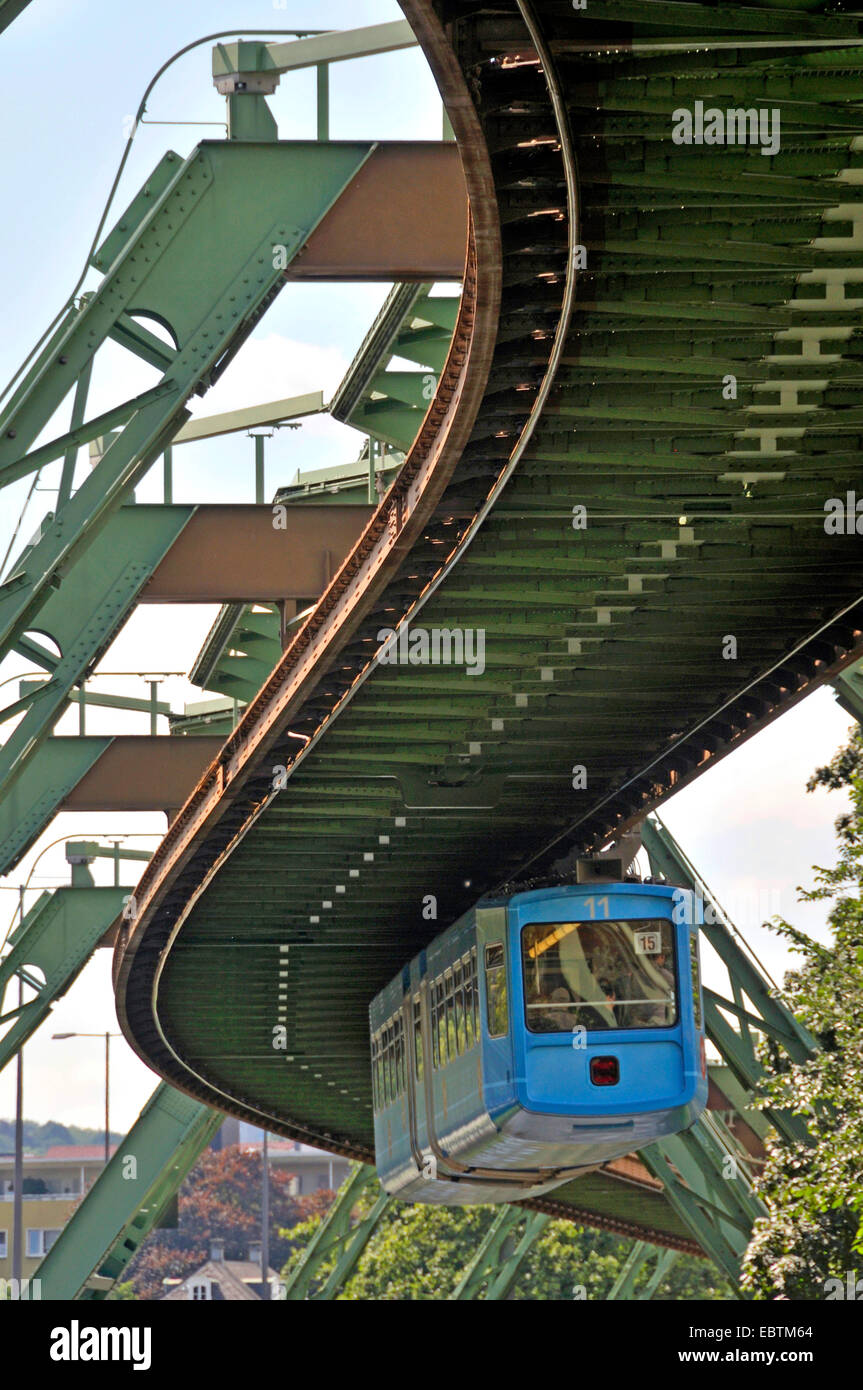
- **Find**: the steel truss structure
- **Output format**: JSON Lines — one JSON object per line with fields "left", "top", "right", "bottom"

{"left": 0, "top": 5, "right": 854, "bottom": 1300}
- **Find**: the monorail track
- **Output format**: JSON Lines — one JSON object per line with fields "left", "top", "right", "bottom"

{"left": 114, "top": 1, "right": 863, "bottom": 1246}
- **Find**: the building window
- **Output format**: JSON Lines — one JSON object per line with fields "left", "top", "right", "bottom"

{"left": 0, "top": 1230, "right": 7, "bottom": 1259}
{"left": 26, "top": 1229, "right": 60, "bottom": 1258}
{"left": 189, "top": 1281, "right": 211, "bottom": 1301}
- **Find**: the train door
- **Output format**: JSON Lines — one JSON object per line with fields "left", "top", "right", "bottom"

{"left": 475, "top": 906, "right": 514, "bottom": 1114}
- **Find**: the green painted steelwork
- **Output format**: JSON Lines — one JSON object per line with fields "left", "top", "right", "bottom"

{"left": 0, "top": 0, "right": 31, "bottom": 35}
{"left": 607, "top": 1240, "right": 679, "bottom": 1300}
{"left": 171, "top": 391, "right": 325, "bottom": 445}
{"left": 0, "top": 139, "right": 375, "bottom": 680}
{"left": 0, "top": 885, "right": 128, "bottom": 1072}
{"left": 642, "top": 814, "right": 817, "bottom": 1145}
{"left": 641, "top": 1113, "right": 764, "bottom": 1288}
{"left": 116, "top": 3, "right": 863, "bottom": 1224}
{"left": 280, "top": 1162, "right": 392, "bottom": 1301}
{"left": 0, "top": 737, "right": 111, "bottom": 877}
{"left": 36, "top": 1082, "right": 221, "bottom": 1300}
{"left": 0, "top": 504, "right": 192, "bottom": 808}
{"left": 832, "top": 660, "right": 863, "bottom": 723}
{"left": 190, "top": 603, "right": 284, "bottom": 707}
{"left": 330, "top": 283, "right": 460, "bottom": 450}
{"left": 452, "top": 1207, "right": 550, "bottom": 1301}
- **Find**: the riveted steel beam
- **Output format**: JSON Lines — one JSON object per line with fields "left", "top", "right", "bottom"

{"left": 280, "top": 1162, "right": 392, "bottom": 1300}
{"left": 0, "top": 140, "right": 377, "bottom": 673}
{"left": 36, "top": 1083, "right": 222, "bottom": 1301}
{"left": 0, "top": 886, "right": 129, "bottom": 1072}
{"left": 0, "top": 0, "right": 31, "bottom": 35}
{"left": 643, "top": 813, "right": 817, "bottom": 1148}
{"left": 453, "top": 1206, "right": 550, "bottom": 1300}
{"left": 607, "top": 1240, "right": 679, "bottom": 1300}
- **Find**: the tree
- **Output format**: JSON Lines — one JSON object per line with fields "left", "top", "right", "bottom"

{"left": 122, "top": 1144, "right": 333, "bottom": 1300}
{"left": 280, "top": 1192, "right": 732, "bottom": 1301}
{"left": 741, "top": 724, "right": 863, "bottom": 1299}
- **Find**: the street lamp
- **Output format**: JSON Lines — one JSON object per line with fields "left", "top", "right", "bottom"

{"left": 51, "top": 1032, "right": 121, "bottom": 1164}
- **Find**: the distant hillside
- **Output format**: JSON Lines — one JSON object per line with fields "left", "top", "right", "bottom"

{"left": 0, "top": 1118, "right": 123, "bottom": 1155}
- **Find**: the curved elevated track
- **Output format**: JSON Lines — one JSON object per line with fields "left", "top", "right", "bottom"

{"left": 113, "top": 1, "right": 863, "bottom": 1246}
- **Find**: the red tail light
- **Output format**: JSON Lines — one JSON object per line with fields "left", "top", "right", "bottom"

{"left": 590, "top": 1056, "right": 619, "bottom": 1086}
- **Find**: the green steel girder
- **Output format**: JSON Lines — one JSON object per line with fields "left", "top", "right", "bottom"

{"left": 0, "top": 735, "right": 111, "bottom": 877}
{"left": 0, "top": 0, "right": 31, "bottom": 35}
{"left": 36, "top": 1082, "right": 222, "bottom": 1301}
{"left": 101, "top": 0, "right": 863, "bottom": 1264}
{"left": 330, "top": 282, "right": 459, "bottom": 451}
{"left": 641, "top": 1113, "right": 765, "bottom": 1289}
{"left": 452, "top": 1207, "right": 550, "bottom": 1301}
{"left": 0, "top": 885, "right": 128, "bottom": 1072}
{"left": 0, "top": 140, "right": 375, "bottom": 671}
{"left": 280, "top": 1162, "right": 393, "bottom": 1301}
{"left": 607, "top": 1240, "right": 679, "bottom": 1300}
{"left": 189, "top": 603, "right": 282, "bottom": 706}
{"left": 832, "top": 660, "right": 863, "bottom": 723}
{"left": 642, "top": 814, "right": 817, "bottom": 1148}
{"left": 0, "top": 503, "right": 192, "bottom": 803}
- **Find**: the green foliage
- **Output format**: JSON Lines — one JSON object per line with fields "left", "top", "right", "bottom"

{"left": 742, "top": 726, "right": 863, "bottom": 1299}
{"left": 121, "top": 1144, "right": 332, "bottom": 1300}
{"left": 0, "top": 1118, "right": 123, "bottom": 1154}
{"left": 280, "top": 1194, "right": 732, "bottom": 1301}
{"left": 108, "top": 1280, "right": 136, "bottom": 1301}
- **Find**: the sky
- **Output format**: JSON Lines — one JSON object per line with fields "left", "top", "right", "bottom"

{"left": 0, "top": 0, "right": 856, "bottom": 1136}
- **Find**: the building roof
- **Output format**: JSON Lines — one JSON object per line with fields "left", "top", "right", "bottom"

{"left": 161, "top": 1260, "right": 278, "bottom": 1302}
{"left": 39, "top": 1145, "right": 117, "bottom": 1161}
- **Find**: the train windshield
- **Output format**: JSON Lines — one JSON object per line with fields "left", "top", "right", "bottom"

{"left": 522, "top": 918, "right": 676, "bottom": 1032}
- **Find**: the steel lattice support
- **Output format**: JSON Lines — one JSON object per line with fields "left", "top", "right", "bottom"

{"left": 453, "top": 1207, "right": 550, "bottom": 1301}
{"left": 0, "top": 139, "right": 375, "bottom": 695}
{"left": 280, "top": 1163, "right": 393, "bottom": 1301}
{"left": 607, "top": 1240, "right": 679, "bottom": 1300}
{"left": 0, "top": 884, "right": 128, "bottom": 1071}
{"left": 0, "top": 0, "right": 31, "bottom": 35}
{"left": 643, "top": 814, "right": 818, "bottom": 1145}
{"left": 36, "top": 1082, "right": 221, "bottom": 1300}
{"left": 641, "top": 1113, "right": 765, "bottom": 1288}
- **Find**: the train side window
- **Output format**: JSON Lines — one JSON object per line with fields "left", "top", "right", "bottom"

{"left": 691, "top": 933, "right": 703, "bottom": 1029}
{"left": 485, "top": 942, "right": 509, "bottom": 1038}
{"left": 387, "top": 1024, "right": 395, "bottom": 1103}
{"left": 430, "top": 983, "right": 437, "bottom": 1070}
{"left": 445, "top": 970, "right": 456, "bottom": 1060}
{"left": 414, "top": 996, "right": 424, "bottom": 1080}
{"left": 383, "top": 1025, "right": 392, "bottom": 1105}
{"left": 453, "top": 961, "right": 465, "bottom": 1056}
{"left": 471, "top": 947, "right": 479, "bottom": 1038}
{"left": 435, "top": 979, "right": 446, "bottom": 1068}
{"left": 463, "top": 954, "right": 475, "bottom": 1050}
{"left": 394, "top": 1019, "right": 402, "bottom": 1097}
{"left": 399, "top": 1016, "right": 407, "bottom": 1095}
{"left": 371, "top": 1033, "right": 379, "bottom": 1111}
{"left": 439, "top": 979, "right": 447, "bottom": 1068}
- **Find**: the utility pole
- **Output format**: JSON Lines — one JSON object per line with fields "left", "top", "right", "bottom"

{"left": 12, "top": 974, "right": 23, "bottom": 1283}
{"left": 261, "top": 1129, "right": 270, "bottom": 1299}
{"left": 104, "top": 1032, "right": 110, "bottom": 1165}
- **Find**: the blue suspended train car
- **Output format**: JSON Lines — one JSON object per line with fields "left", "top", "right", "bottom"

{"left": 369, "top": 881, "right": 707, "bottom": 1204}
